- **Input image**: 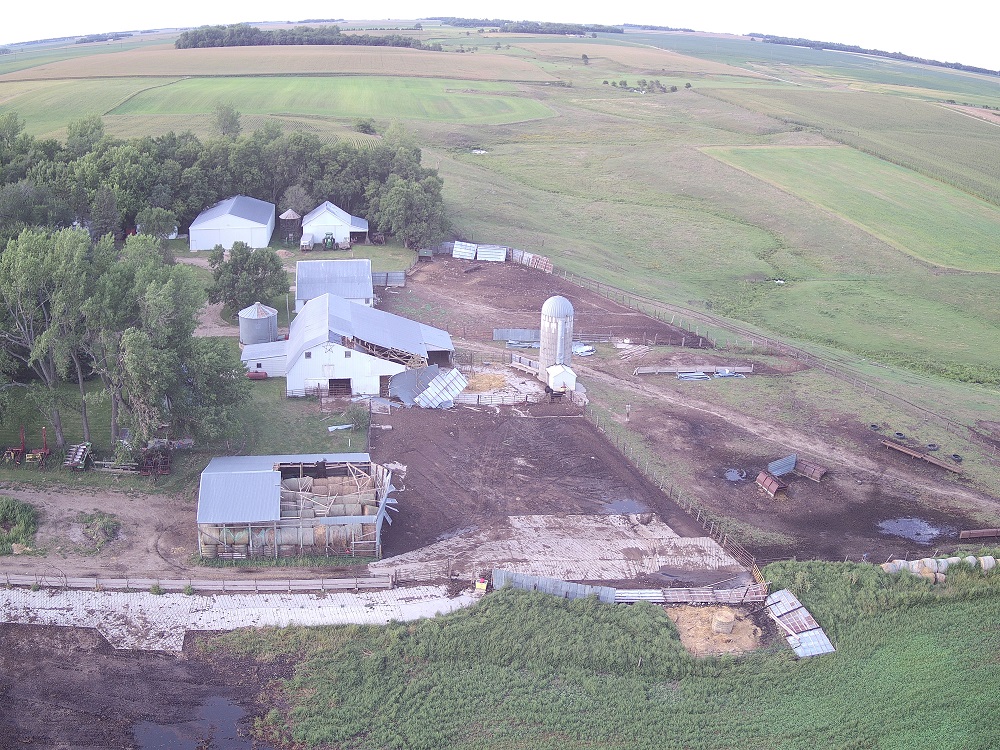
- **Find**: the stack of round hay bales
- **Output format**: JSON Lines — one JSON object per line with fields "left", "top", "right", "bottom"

{"left": 880, "top": 554, "right": 997, "bottom": 582}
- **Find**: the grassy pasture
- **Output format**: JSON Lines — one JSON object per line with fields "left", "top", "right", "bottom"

{"left": 0, "top": 45, "right": 558, "bottom": 82}
{"left": 106, "top": 76, "right": 553, "bottom": 125}
{"left": 705, "top": 145, "right": 1000, "bottom": 272}
{"left": 707, "top": 89, "right": 1000, "bottom": 206}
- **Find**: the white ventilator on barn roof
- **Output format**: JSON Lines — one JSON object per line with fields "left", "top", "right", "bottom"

{"left": 237, "top": 302, "right": 279, "bottom": 345}
{"left": 538, "top": 295, "right": 574, "bottom": 380}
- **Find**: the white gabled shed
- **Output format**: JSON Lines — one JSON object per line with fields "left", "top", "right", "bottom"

{"left": 189, "top": 196, "right": 275, "bottom": 251}
{"left": 301, "top": 201, "right": 369, "bottom": 245}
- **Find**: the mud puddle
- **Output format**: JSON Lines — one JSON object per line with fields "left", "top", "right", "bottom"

{"left": 877, "top": 517, "right": 953, "bottom": 544}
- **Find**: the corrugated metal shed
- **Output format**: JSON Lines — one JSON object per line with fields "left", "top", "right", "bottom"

{"left": 198, "top": 453, "right": 372, "bottom": 524}
{"left": 452, "top": 241, "right": 477, "bottom": 260}
{"left": 768, "top": 454, "right": 798, "bottom": 477}
{"left": 475, "top": 244, "right": 507, "bottom": 262}
{"left": 414, "top": 368, "right": 468, "bottom": 408}
{"left": 296, "top": 259, "right": 374, "bottom": 304}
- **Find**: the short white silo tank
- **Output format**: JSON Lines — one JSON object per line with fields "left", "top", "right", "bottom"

{"left": 539, "top": 295, "right": 574, "bottom": 374}
{"left": 238, "top": 302, "right": 279, "bottom": 345}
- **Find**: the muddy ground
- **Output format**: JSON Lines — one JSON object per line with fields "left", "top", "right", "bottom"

{"left": 0, "top": 624, "right": 278, "bottom": 749}
{"left": 371, "top": 401, "right": 703, "bottom": 556}
{"left": 385, "top": 259, "right": 1000, "bottom": 562}
{"left": 380, "top": 258, "right": 692, "bottom": 344}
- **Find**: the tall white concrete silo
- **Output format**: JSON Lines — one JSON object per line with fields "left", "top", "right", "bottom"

{"left": 539, "top": 295, "right": 574, "bottom": 374}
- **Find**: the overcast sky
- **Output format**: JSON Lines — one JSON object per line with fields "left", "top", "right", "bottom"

{"left": 6, "top": 1, "right": 999, "bottom": 71}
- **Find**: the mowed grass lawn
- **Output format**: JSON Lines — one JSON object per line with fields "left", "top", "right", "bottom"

{"left": 108, "top": 76, "right": 553, "bottom": 125}
{"left": 706, "top": 145, "right": 1000, "bottom": 272}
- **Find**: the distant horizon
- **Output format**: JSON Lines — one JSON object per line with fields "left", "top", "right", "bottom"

{"left": 3, "top": 3, "right": 998, "bottom": 72}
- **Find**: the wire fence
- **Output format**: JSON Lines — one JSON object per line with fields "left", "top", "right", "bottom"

{"left": 0, "top": 570, "right": 393, "bottom": 593}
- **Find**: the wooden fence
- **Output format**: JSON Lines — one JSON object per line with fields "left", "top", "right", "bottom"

{"left": 0, "top": 571, "right": 393, "bottom": 593}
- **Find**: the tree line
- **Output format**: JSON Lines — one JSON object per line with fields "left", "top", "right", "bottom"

{"left": 0, "top": 230, "right": 250, "bottom": 452}
{"left": 437, "top": 17, "right": 623, "bottom": 34}
{"left": 175, "top": 24, "right": 442, "bottom": 51}
{"left": 0, "top": 112, "right": 447, "bottom": 248}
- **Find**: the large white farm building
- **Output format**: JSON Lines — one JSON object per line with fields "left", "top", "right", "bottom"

{"left": 189, "top": 195, "right": 275, "bottom": 251}
{"left": 241, "top": 293, "right": 454, "bottom": 396}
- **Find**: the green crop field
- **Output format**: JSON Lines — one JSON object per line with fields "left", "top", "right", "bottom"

{"left": 209, "top": 561, "right": 1000, "bottom": 750}
{"left": 705, "top": 145, "right": 1000, "bottom": 272}
{"left": 0, "top": 76, "right": 554, "bottom": 137}
{"left": 706, "top": 89, "right": 1000, "bottom": 205}
{"left": 109, "top": 76, "right": 553, "bottom": 124}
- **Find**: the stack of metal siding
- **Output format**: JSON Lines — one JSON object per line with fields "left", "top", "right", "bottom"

{"left": 475, "top": 244, "right": 507, "bottom": 262}
{"left": 452, "top": 241, "right": 477, "bottom": 260}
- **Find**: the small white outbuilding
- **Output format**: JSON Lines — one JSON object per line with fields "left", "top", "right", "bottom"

{"left": 189, "top": 196, "right": 275, "bottom": 251}
{"left": 301, "top": 201, "right": 369, "bottom": 246}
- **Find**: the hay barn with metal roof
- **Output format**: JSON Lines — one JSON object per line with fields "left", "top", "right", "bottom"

{"left": 197, "top": 452, "right": 397, "bottom": 559}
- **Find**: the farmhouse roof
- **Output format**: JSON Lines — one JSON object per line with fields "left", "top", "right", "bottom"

{"left": 296, "top": 259, "right": 373, "bottom": 302}
{"left": 197, "top": 453, "right": 371, "bottom": 524}
{"left": 287, "top": 293, "right": 453, "bottom": 366}
{"left": 191, "top": 195, "right": 275, "bottom": 228}
{"left": 302, "top": 201, "right": 369, "bottom": 232}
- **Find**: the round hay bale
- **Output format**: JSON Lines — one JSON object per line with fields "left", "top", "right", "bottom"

{"left": 964, "top": 555, "right": 979, "bottom": 567}
{"left": 978, "top": 556, "right": 996, "bottom": 571}
{"left": 907, "top": 560, "right": 923, "bottom": 575}
{"left": 919, "top": 569, "right": 936, "bottom": 582}
{"left": 935, "top": 572, "right": 947, "bottom": 584}
{"left": 935, "top": 559, "right": 949, "bottom": 573}
{"left": 313, "top": 525, "right": 327, "bottom": 545}
{"left": 711, "top": 610, "right": 736, "bottom": 634}
{"left": 920, "top": 558, "right": 939, "bottom": 573}
{"left": 946, "top": 556, "right": 962, "bottom": 566}
{"left": 881, "top": 561, "right": 901, "bottom": 574}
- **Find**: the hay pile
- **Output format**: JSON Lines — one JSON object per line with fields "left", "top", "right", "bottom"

{"left": 663, "top": 605, "right": 761, "bottom": 656}
{"left": 465, "top": 373, "right": 508, "bottom": 393}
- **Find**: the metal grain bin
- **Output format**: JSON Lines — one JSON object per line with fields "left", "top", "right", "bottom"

{"left": 238, "top": 302, "right": 279, "bottom": 345}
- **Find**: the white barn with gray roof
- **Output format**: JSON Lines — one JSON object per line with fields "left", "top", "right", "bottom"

{"left": 295, "top": 259, "right": 374, "bottom": 312}
{"left": 189, "top": 195, "right": 275, "bottom": 251}
{"left": 241, "top": 292, "right": 454, "bottom": 395}
{"left": 301, "top": 201, "right": 369, "bottom": 246}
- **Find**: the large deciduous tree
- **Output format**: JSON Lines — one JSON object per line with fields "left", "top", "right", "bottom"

{"left": 370, "top": 173, "right": 447, "bottom": 249}
{"left": 207, "top": 242, "right": 289, "bottom": 314}
{"left": 0, "top": 229, "right": 67, "bottom": 447}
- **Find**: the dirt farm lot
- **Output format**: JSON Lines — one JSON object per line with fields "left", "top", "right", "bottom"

{"left": 2, "top": 258, "right": 998, "bottom": 583}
